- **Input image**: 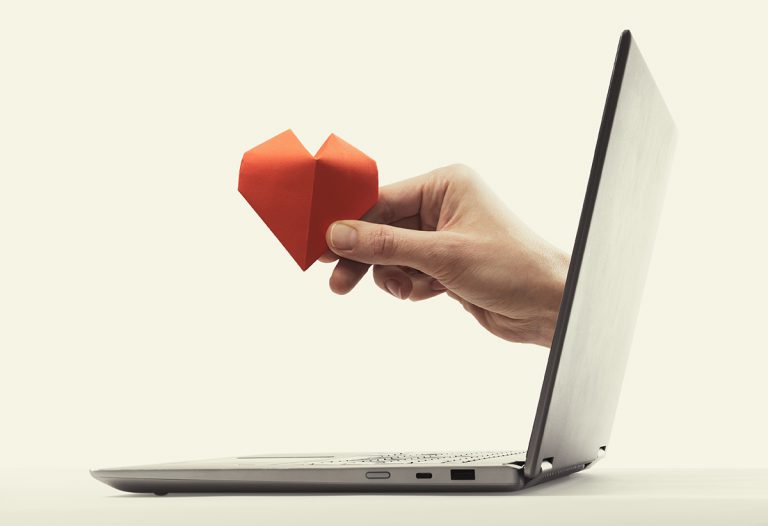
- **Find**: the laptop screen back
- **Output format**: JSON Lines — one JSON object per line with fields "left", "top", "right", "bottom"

{"left": 525, "top": 31, "right": 677, "bottom": 480}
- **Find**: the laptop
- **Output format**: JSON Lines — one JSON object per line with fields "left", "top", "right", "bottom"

{"left": 91, "top": 30, "right": 676, "bottom": 494}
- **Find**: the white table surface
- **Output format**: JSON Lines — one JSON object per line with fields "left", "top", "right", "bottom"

{"left": 3, "top": 468, "right": 767, "bottom": 525}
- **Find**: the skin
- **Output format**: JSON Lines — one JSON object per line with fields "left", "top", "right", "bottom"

{"left": 320, "top": 164, "right": 570, "bottom": 347}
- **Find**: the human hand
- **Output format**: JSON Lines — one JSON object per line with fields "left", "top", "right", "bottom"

{"left": 320, "top": 164, "right": 569, "bottom": 347}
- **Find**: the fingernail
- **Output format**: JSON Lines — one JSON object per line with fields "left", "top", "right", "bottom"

{"left": 431, "top": 279, "right": 447, "bottom": 291}
{"left": 330, "top": 223, "right": 358, "bottom": 251}
{"left": 385, "top": 279, "right": 403, "bottom": 299}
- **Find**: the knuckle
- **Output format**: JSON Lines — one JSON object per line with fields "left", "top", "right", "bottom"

{"left": 444, "top": 163, "right": 477, "bottom": 182}
{"left": 430, "top": 163, "right": 478, "bottom": 191}
{"left": 370, "top": 226, "right": 397, "bottom": 260}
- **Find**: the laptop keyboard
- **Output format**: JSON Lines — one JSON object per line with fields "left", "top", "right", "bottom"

{"left": 308, "top": 451, "right": 524, "bottom": 465}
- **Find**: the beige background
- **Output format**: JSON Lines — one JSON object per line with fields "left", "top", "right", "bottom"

{"left": 1, "top": 0, "right": 767, "bottom": 480}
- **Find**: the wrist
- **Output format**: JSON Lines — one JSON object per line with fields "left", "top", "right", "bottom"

{"left": 533, "top": 247, "right": 569, "bottom": 347}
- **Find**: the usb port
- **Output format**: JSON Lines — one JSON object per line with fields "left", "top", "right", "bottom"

{"left": 450, "top": 469, "right": 475, "bottom": 481}
{"left": 416, "top": 472, "right": 432, "bottom": 479}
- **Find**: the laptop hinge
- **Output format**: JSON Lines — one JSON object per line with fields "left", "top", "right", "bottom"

{"left": 522, "top": 462, "right": 588, "bottom": 488}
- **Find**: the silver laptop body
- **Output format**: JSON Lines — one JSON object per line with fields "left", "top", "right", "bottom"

{"left": 92, "top": 30, "right": 676, "bottom": 494}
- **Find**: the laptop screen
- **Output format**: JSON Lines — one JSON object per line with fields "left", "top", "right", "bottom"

{"left": 525, "top": 30, "right": 677, "bottom": 480}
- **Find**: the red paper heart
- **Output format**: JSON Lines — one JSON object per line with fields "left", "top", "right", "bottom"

{"left": 238, "top": 130, "right": 378, "bottom": 270}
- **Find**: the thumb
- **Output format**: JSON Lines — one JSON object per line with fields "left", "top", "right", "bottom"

{"left": 326, "top": 220, "right": 450, "bottom": 275}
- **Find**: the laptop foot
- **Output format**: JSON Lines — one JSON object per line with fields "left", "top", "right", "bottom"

{"left": 154, "top": 492, "right": 168, "bottom": 496}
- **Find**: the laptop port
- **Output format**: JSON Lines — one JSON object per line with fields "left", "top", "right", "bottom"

{"left": 450, "top": 469, "right": 475, "bottom": 481}
{"left": 416, "top": 472, "right": 432, "bottom": 479}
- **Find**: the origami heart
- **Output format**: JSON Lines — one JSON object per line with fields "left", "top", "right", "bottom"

{"left": 238, "top": 130, "right": 378, "bottom": 270}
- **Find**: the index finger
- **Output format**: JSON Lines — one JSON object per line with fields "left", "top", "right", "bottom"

{"left": 362, "top": 172, "right": 431, "bottom": 225}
